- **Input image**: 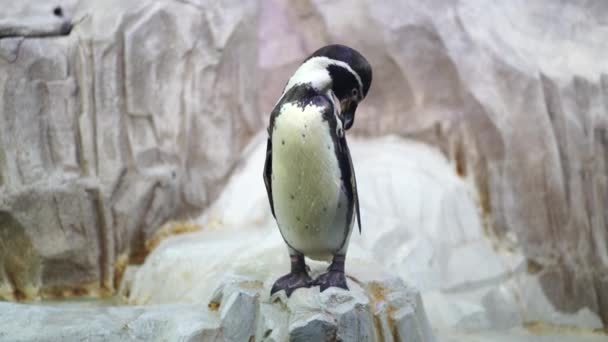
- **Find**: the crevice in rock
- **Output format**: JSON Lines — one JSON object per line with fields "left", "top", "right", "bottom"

{"left": 452, "top": 136, "right": 467, "bottom": 178}
{"left": 89, "top": 42, "right": 100, "bottom": 177}
{"left": 0, "top": 11, "right": 73, "bottom": 39}
{"left": 109, "top": 168, "right": 128, "bottom": 205}
{"left": 539, "top": 74, "right": 570, "bottom": 244}
{"left": 5, "top": 270, "right": 25, "bottom": 301}
{"left": 0, "top": 210, "right": 40, "bottom": 301}
{"left": 128, "top": 181, "right": 161, "bottom": 265}
{"left": 73, "top": 39, "right": 93, "bottom": 176}
{"left": 115, "top": 25, "right": 136, "bottom": 171}
{"left": 86, "top": 187, "right": 111, "bottom": 294}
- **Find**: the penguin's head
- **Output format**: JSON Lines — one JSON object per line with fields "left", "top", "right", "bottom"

{"left": 302, "top": 44, "right": 372, "bottom": 130}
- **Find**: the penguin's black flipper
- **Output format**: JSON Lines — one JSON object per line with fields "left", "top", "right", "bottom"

{"left": 340, "top": 136, "right": 361, "bottom": 233}
{"left": 263, "top": 138, "right": 275, "bottom": 218}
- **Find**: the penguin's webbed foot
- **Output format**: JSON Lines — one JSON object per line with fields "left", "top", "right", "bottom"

{"left": 312, "top": 255, "right": 348, "bottom": 292}
{"left": 313, "top": 270, "right": 348, "bottom": 292}
{"left": 271, "top": 272, "right": 312, "bottom": 297}
{"left": 271, "top": 254, "right": 312, "bottom": 297}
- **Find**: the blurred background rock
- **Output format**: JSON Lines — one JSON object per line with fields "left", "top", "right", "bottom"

{"left": 0, "top": 0, "right": 607, "bottom": 340}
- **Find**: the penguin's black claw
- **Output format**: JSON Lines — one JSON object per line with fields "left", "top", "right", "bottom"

{"left": 271, "top": 272, "right": 312, "bottom": 297}
{"left": 313, "top": 270, "right": 348, "bottom": 292}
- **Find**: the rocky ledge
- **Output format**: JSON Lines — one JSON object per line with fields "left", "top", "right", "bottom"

{"left": 0, "top": 302, "right": 218, "bottom": 342}
{"left": 209, "top": 274, "right": 435, "bottom": 342}
{"left": 0, "top": 274, "right": 435, "bottom": 342}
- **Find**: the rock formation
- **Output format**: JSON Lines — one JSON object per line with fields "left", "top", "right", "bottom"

{"left": 0, "top": 0, "right": 259, "bottom": 300}
{"left": 126, "top": 139, "right": 442, "bottom": 340}
{"left": 258, "top": 0, "right": 608, "bottom": 325}
{"left": 0, "top": 275, "right": 435, "bottom": 342}
{"left": 1, "top": 0, "right": 607, "bottom": 338}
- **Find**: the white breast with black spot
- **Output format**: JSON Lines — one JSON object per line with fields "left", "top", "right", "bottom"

{"left": 271, "top": 102, "right": 351, "bottom": 260}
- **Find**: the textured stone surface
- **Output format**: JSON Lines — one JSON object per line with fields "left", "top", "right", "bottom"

{"left": 258, "top": 0, "right": 608, "bottom": 325}
{"left": 0, "top": 0, "right": 259, "bottom": 300}
{"left": 129, "top": 231, "right": 435, "bottom": 342}
{"left": 3, "top": 134, "right": 606, "bottom": 341}
{"left": 2, "top": 300, "right": 604, "bottom": 342}
{"left": 128, "top": 135, "right": 604, "bottom": 335}
{"left": 438, "top": 328, "right": 608, "bottom": 342}
{"left": 0, "top": 302, "right": 221, "bottom": 342}
{"left": 2, "top": 0, "right": 608, "bottom": 338}
{"left": 125, "top": 137, "right": 443, "bottom": 341}
{"left": 208, "top": 277, "right": 415, "bottom": 342}
{"left": 0, "top": 278, "right": 433, "bottom": 342}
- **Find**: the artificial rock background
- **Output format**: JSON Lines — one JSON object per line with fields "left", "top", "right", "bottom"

{"left": 258, "top": 0, "right": 608, "bottom": 326}
{"left": 1, "top": 0, "right": 608, "bottom": 334}
{"left": 0, "top": 0, "right": 259, "bottom": 300}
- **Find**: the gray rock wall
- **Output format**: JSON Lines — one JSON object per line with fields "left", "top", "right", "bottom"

{"left": 0, "top": 0, "right": 259, "bottom": 300}
{"left": 257, "top": 0, "right": 608, "bottom": 324}
{"left": 2, "top": 0, "right": 607, "bottom": 328}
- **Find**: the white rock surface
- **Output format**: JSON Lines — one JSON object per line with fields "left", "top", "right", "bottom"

{"left": 126, "top": 136, "right": 451, "bottom": 341}
{"left": 0, "top": 302, "right": 221, "bottom": 342}
{"left": 438, "top": 328, "right": 608, "bottom": 342}
{"left": 0, "top": 0, "right": 259, "bottom": 300}
{"left": 258, "top": 0, "right": 608, "bottom": 326}
{"left": 2, "top": 133, "right": 603, "bottom": 341}
{"left": 3, "top": 0, "right": 606, "bottom": 327}
{"left": 129, "top": 232, "right": 435, "bottom": 341}
{"left": 0, "top": 277, "right": 435, "bottom": 342}
{"left": 2, "top": 0, "right": 606, "bottom": 338}
{"left": 129, "top": 135, "right": 604, "bottom": 337}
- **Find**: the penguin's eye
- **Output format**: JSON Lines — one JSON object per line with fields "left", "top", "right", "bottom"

{"left": 351, "top": 88, "right": 359, "bottom": 98}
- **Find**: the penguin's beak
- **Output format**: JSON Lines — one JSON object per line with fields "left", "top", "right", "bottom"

{"left": 341, "top": 101, "right": 358, "bottom": 130}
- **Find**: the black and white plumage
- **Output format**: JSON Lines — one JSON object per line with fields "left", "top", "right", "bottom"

{"left": 263, "top": 45, "right": 372, "bottom": 296}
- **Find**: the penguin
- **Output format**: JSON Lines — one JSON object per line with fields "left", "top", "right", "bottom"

{"left": 263, "top": 44, "right": 372, "bottom": 296}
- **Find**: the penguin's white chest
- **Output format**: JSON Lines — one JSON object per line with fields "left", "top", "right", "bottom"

{"left": 271, "top": 103, "right": 350, "bottom": 260}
